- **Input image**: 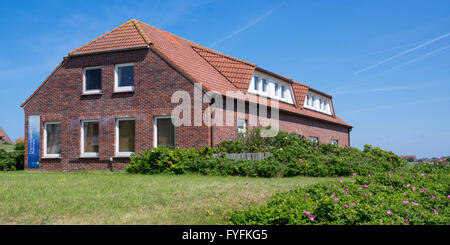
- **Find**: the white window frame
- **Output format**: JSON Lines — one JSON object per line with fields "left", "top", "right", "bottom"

{"left": 304, "top": 92, "right": 333, "bottom": 115}
{"left": 114, "top": 63, "right": 135, "bottom": 92}
{"left": 43, "top": 122, "right": 61, "bottom": 158}
{"left": 83, "top": 66, "right": 102, "bottom": 95}
{"left": 115, "top": 118, "right": 135, "bottom": 157}
{"left": 80, "top": 119, "right": 99, "bottom": 158}
{"left": 330, "top": 139, "right": 338, "bottom": 145}
{"left": 308, "top": 136, "right": 319, "bottom": 143}
{"left": 153, "top": 116, "right": 176, "bottom": 148}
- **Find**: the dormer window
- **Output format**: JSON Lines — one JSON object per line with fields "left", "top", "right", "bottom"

{"left": 254, "top": 76, "right": 259, "bottom": 90}
{"left": 304, "top": 92, "right": 332, "bottom": 115}
{"left": 248, "top": 72, "right": 295, "bottom": 104}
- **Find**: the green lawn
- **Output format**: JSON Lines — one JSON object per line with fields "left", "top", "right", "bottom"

{"left": 0, "top": 171, "right": 350, "bottom": 225}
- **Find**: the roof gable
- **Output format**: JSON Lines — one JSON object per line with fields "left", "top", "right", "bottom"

{"left": 69, "top": 20, "right": 151, "bottom": 56}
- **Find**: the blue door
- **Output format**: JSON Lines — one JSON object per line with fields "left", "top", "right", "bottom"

{"left": 28, "top": 115, "right": 40, "bottom": 168}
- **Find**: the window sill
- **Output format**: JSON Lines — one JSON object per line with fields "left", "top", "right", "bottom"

{"left": 81, "top": 92, "right": 103, "bottom": 96}
{"left": 113, "top": 90, "right": 134, "bottom": 94}
{"left": 79, "top": 154, "right": 99, "bottom": 159}
{"left": 114, "top": 154, "right": 133, "bottom": 158}
{"left": 42, "top": 156, "right": 61, "bottom": 159}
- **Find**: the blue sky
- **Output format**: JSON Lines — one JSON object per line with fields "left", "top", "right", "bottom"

{"left": 1, "top": 0, "right": 449, "bottom": 158}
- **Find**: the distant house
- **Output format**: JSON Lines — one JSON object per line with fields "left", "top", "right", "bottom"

{"left": 0, "top": 126, "right": 12, "bottom": 144}
{"left": 401, "top": 155, "right": 417, "bottom": 162}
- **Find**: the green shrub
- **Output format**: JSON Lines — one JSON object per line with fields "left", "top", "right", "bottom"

{"left": 230, "top": 162, "right": 449, "bottom": 225}
{"left": 127, "top": 127, "right": 407, "bottom": 178}
{"left": 0, "top": 149, "right": 24, "bottom": 171}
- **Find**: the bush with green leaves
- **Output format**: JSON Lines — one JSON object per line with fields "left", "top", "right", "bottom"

{"left": 230, "top": 161, "right": 449, "bottom": 225}
{"left": 0, "top": 149, "right": 24, "bottom": 171}
{"left": 127, "top": 127, "right": 407, "bottom": 177}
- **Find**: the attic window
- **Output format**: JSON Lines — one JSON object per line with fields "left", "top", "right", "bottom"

{"left": 254, "top": 76, "right": 259, "bottom": 90}
{"left": 304, "top": 92, "right": 332, "bottom": 115}
{"left": 115, "top": 63, "right": 134, "bottom": 92}
{"left": 83, "top": 67, "right": 102, "bottom": 94}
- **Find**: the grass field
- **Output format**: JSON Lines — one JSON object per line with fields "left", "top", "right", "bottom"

{"left": 0, "top": 171, "right": 350, "bottom": 225}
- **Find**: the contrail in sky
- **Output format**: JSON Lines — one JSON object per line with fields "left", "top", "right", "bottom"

{"left": 352, "top": 32, "right": 450, "bottom": 75}
{"left": 209, "top": 1, "right": 286, "bottom": 48}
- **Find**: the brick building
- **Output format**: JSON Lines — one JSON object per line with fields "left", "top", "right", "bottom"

{"left": 21, "top": 19, "right": 352, "bottom": 171}
{"left": 0, "top": 126, "right": 12, "bottom": 144}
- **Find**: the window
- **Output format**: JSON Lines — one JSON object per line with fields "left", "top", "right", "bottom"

{"left": 81, "top": 120, "right": 99, "bottom": 157}
{"left": 83, "top": 67, "right": 102, "bottom": 94}
{"left": 154, "top": 117, "right": 175, "bottom": 147}
{"left": 304, "top": 92, "right": 332, "bottom": 115}
{"left": 254, "top": 76, "right": 259, "bottom": 90}
{"left": 115, "top": 63, "right": 134, "bottom": 92}
{"left": 308, "top": 136, "right": 318, "bottom": 143}
{"left": 262, "top": 79, "right": 267, "bottom": 92}
{"left": 237, "top": 119, "right": 247, "bottom": 138}
{"left": 116, "top": 118, "right": 135, "bottom": 156}
{"left": 330, "top": 139, "right": 338, "bottom": 145}
{"left": 44, "top": 122, "right": 61, "bottom": 157}
{"left": 281, "top": 85, "right": 285, "bottom": 98}
{"left": 275, "top": 84, "right": 279, "bottom": 96}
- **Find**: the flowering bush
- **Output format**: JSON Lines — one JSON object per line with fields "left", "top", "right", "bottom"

{"left": 229, "top": 162, "right": 449, "bottom": 225}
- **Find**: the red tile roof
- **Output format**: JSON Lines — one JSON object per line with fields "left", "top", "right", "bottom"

{"left": 23, "top": 19, "right": 351, "bottom": 128}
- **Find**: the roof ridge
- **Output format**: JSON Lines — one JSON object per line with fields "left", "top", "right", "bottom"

{"left": 131, "top": 19, "right": 152, "bottom": 45}
{"left": 69, "top": 20, "right": 132, "bottom": 55}
{"left": 191, "top": 45, "right": 256, "bottom": 67}
{"left": 135, "top": 20, "right": 256, "bottom": 67}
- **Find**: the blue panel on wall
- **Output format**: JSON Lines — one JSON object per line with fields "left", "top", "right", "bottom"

{"left": 28, "top": 115, "right": 40, "bottom": 169}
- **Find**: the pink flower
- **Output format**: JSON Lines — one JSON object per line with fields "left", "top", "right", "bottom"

{"left": 363, "top": 184, "right": 368, "bottom": 188}
{"left": 368, "top": 174, "right": 371, "bottom": 177}
{"left": 309, "top": 215, "right": 315, "bottom": 221}
{"left": 351, "top": 202, "right": 356, "bottom": 206}
{"left": 338, "top": 179, "right": 343, "bottom": 183}
{"left": 390, "top": 186, "right": 394, "bottom": 189}
{"left": 334, "top": 198, "right": 340, "bottom": 202}
{"left": 363, "top": 193, "right": 368, "bottom": 197}
{"left": 421, "top": 189, "right": 426, "bottom": 194}
{"left": 302, "top": 196, "right": 307, "bottom": 200}
{"left": 304, "top": 211, "right": 311, "bottom": 216}
{"left": 404, "top": 218, "right": 408, "bottom": 223}
{"left": 434, "top": 210, "right": 439, "bottom": 215}
{"left": 412, "top": 187, "right": 416, "bottom": 191}
{"left": 402, "top": 200, "right": 409, "bottom": 204}
{"left": 387, "top": 210, "right": 392, "bottom": 215}
{"left": 348, "top": 168, "right": 352, "bottom": 171}
{"left": 299, "top": 159, "right": 304, "bottom": 163}
{"left": 330, "top": 193, "right": 335, "bottom": 197}
{"left": 411, "top": 202, "right": 419, "bottom": 206}
{"left": 388, "top": 173, "right": 392, "bottom": 178}
{"left": 352, "top": 173, "right": 357, "bottom": 176}
{"left": 344, "top": 204, "right": 349, "bottom": 209}
{"left": 430, "top": 194, "right": 436, "bottom": 199}
{"left": 406, "top": 184, "right": 410, "bottom": 187}
{"left": 344, "top": 188, "right": 348, "bottom": 191}
{"left": 447, "top": 195, "right": 450, "bottom": 199}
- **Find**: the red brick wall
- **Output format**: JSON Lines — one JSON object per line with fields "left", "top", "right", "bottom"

{"left": 211, "top": 99, "right": 350, "bottom": 147}
{"left": 23, "top": 48, "right": 350, "bottom": 171}
{"left": 23, "top": 48, "right": 210, "bottom": 171}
